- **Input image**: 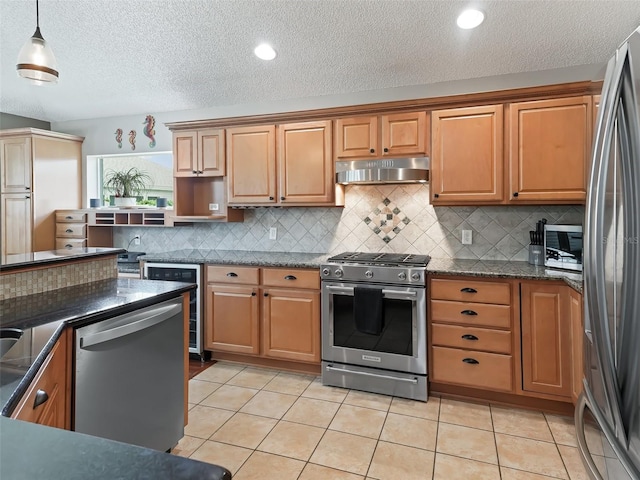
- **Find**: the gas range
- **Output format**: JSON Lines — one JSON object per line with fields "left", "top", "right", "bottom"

{"left": 321, "top": 251, "right": 430, "bottom": 286}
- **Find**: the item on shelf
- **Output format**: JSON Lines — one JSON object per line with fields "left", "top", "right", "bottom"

{"left": 89, "top": 198, "right": 101, "bottom": 208}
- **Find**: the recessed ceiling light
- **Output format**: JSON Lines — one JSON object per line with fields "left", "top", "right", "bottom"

{"left": 254, "top": 43, "right": 276, "bottom": 61}
{"left": 457, "top": 9, "right": 485, "bottom": 29}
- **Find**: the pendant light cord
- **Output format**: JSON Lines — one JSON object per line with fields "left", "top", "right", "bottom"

{"left": 36, "top": 0, "right": 39, "bottom": 28}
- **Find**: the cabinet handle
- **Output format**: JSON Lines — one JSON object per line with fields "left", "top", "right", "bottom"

{"left": 462, "top": 358, "right": 479, "bottom": 365}
{"left": 383, "top": 147, "right": 389, "bottom": 153}
{"left": 460, "top": 287, "right": 477, "bottom": 293}
{"left": 198, "top": 170, "right": 203, "bottom": 174}
{"left": 251, "top": 291, "right": 256, "bottom": 296}
{"left": 284, "top": 275, "right": 297, "bottom": 281}
{"left": 226, "top": 272, "right": 238, "bottom": 277}
{"left": 25, "top": 196, "right": 30, "bottom": 199}
{"left": 461, "top": 334, "right": 479, "bottom": 341}
{"left": 65, "top": 228, "right": 74, "bottom": 233}
{"left": 434, "top": 194, "right": 440, "bottom": 198}
{"left": 65, "top": 216, "right": 73, "bottom": 219}
{"left": 269, "top": 196, "right": 274, "bottom": 201}
{"left": 33, "top": 389, "right": 49, "bottom": 409}
{"left": 264, "top": 292, "right": 269, "bottom": 297}
{"left": 280, "top": 196, "right": 285, "bottom": 201}
{"left": 461, "top": 309, "right": 478, "bottom": 316}
{"left": 513, "top": 192, "right": 519, "bottom": 197}
{"left": 25, "top": 186, "right": 30, "bottom": 190}
{"left": 370, "top": 148, "right": 375, "bottom": 154}
{"left": 65, "top": 244, "right": 73, "bottom": 249}
{"left": 192, "top": 170, "right": 197, "bottom": 174}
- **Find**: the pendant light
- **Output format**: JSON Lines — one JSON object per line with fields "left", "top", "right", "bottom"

{"left": 16, "top": 0, "right": 59, "bottom": 84}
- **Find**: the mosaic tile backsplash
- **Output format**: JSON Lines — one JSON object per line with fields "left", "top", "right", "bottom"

{"left": 114, "top": 185, "right": 584, "bottom": 261}
{"left": 0, "top": 258, "right": 117, "bottom": 300}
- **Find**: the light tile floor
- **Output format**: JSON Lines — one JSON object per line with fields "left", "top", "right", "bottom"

{"left": 174, "top": 362, "right": 606, "bottom": 480}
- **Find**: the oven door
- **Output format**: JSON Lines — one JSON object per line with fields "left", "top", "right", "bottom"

{"left": 322, "top": 281, "right": 426, "bottom": 375}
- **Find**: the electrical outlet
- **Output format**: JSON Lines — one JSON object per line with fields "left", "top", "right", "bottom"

{"left": 133, "top": 235, "right": 141, "bottom": 246}
{"left": 461, "top": 229, "right": 472, "bottom": 245}
{"left": 209, "top": 203, "right": 219, "bottom": 211}
{"left": 269, "top": 227, "right": 277, "bottom": 240}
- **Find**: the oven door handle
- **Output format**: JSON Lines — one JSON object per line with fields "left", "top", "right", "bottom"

{"left": 325, "top": 365, "right": 419, "bottom": 384}
{"left": 324, "top": 285, "right": 417, "bottom": 300}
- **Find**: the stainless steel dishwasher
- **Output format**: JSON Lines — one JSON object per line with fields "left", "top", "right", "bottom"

{"left": 74, "top": 297, "right": 184, "bottom": 451}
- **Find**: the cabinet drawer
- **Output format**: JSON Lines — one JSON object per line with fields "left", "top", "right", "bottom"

{"left": 206, "top": 265, "right": 259, "bottom": 285}
{"left": 56, "top": 238, "right": 87, "bottom": 249}
{"left": 55, "top": 223, "right": 86, "bottom": 238}
{"left": 431, "top": 323, "right": 511, "bottom": 354}
{"left": 431, "top": 300, "right": 511, "bottom": 329}
{"left": 56, "top": 212, "right": 86, "bottom": 223}
{"left": 431, "top": 278, "right": 511, "bottom": 305}
{"left": 432, "top": 346, "right": 513, "bottom": 392}
{"left": 262, "top": 268, "right": 319, "bottom": 289}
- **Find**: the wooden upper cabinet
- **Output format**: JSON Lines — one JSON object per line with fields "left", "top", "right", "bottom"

{"left": 227, "top": 125, "right": 277, "bottom": 204}
{"left": 1, "top": 137, "right": 32, "bottom": 193}
{"left": 508, "top": 96, "right": 592, "bottom": 203}
{"left": 173, "top": 129, "right": 225, "bottom": 177}
{"left": 278, "top": 121, "right": 333, "bottom": 204}
{"left": 335, "top": 112, "right": 427, "bottom": 159}
{"left": 520, "top": 282, "right": 572, "bottom": 399}
{"left": 431, "top": 105, "right": 504, "bottom": 204}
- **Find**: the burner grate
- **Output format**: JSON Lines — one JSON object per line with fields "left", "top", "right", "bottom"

{"left": 327, "top": 251, "right": 430, "bottom": 266}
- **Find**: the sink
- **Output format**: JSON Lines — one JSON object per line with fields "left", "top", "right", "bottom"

{"left": 0, "top": 329, "right": 23, "bottom": 359}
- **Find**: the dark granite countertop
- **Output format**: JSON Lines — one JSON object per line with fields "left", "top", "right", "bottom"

{"left": 427, "top": 258, "right": 583, "bottom": 293}
{"left": 0, "top": 247, "right": 125, "bottom": 272}
{"left": 0, "top": 278, "right": 195, "bottom": 417}
{"left": 141, "top": 249, "right": 330, "bottom": 268}
{"left": 0, "top": 416, "right": 231, "bottom": 480}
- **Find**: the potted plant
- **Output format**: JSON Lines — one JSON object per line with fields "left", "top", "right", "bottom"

{"left": 103, "top": 167, "right": 152, "bottom": 207}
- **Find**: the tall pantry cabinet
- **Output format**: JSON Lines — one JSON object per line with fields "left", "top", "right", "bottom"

{"left": 0, "top": 129, "right": 83, "bottom": 256}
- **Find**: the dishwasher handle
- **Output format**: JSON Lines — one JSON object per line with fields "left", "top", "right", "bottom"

{"left": 79, "top": 302, "right": 182, "bottom": 349}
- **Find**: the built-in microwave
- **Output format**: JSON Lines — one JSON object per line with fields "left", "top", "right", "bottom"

{"left": 544, "top": 224, "right": 583, "bottom": 272}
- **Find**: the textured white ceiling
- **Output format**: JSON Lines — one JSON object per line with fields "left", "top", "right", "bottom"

{"left": 1, "top": 0, "right": 639, "bottom": 123}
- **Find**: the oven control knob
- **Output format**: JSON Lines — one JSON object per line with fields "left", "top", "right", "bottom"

{"left": 322, "top": 268, "right": 330, "bottom": 276}
{"left": 398, "top": 272, "right": 407, "bottom": 281}
{"left": 334, "top": 269, "right": 343, "bottom": 278}
{"left": 411, "top": 272, "right": 421, "bottom": 281}
{"left": 365, "top": 270, "right": 373, "bottom": 279}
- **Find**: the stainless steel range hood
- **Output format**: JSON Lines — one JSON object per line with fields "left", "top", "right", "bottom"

{"left": 335, "top": 157, "right": 429, "bottom": 185}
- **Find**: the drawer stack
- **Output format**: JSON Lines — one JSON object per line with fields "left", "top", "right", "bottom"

{"left": 430, "top": 277, "right": 514, "bottom": 392}
{"left": 55, "top": 211, "right": 87, "bottom": 249}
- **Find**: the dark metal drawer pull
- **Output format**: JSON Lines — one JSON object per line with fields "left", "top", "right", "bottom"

{"left": 462, "top": 358, "right": 479, "bottom": 365}
{"left": 65, "top": 215, "right": 73, "bottom": 219}
{"left": 461, "top": 310, "right": 478, "bottom": 316}
{"left": 226, "top": 272, "right": 238, "bottom": 277}
{"left": 34, "top": 389, "right": 49, "bottom": 409}
{"left": 65, "top": 244, "right": 73, "bottom": 249}
{"left": 460, "top": 287, "right": 477, "bottom": 293}
{"left": 461, "top": 334, "right": 479, "bottom": 341}
{"left": 65, "top": 228, "right": 74, "bottom": 233}
{"left": 284, "top": 275, "right": 297, "bottom": 281}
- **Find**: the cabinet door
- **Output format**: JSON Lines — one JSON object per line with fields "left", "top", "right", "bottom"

{"left": 508, "top": 96, "right": 591, "bottom": 203}
{"left": 1, "top": 137, "right": 32, "bottom": 193}
{"left": 227, "top": 125, "right": 276, "bottom": 204}
{"left": 198, "top": 129, "right": 225, "bottom": 177}
{"left": 205, "top": 284, "right": 260, "bottom": 354}
{"left": 12, "top": 335, "right": 68, "bottom": 429}
{"left": 1, "top": 194, "right": 32, "bottom": 255}
{"left": 570, "top": 288, "right": 584, "bottom": 404}
{"left": 173, "top": 131, "right": 198, "bottom": 177}
{"left": 278, "top": 121, "right": 333, "bottom": 204}
{"left": 520, "top": 282, "right": 572, "bottom": 398}
{"left": 381, "top": 111, "right": 427, "bottom": 156}
{"left": 262, "top": 288, "right": 320, "bottom": 363}
{"left": 335, "top": 116, "right": 378, "bottom": 158}
{"left": 431, "top": 105, "right": 504, "bottom": 204}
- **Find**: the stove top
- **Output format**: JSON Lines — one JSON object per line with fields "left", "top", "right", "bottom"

{"left": 327, "top": 251, "right": 431, "bottom": 267}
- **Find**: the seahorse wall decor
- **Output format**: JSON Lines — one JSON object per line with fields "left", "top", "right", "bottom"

{"left": 115, "top": 128, "right": 123, "bottom": 148}
{"left": 129, "top": 130, "right": 136, "bottom": 151}
{"left": 142, "top": 115, "right": 157, "bottom": 148}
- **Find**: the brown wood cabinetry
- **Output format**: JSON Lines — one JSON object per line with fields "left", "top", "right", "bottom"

{"left": 430, "top": 105, "right": 504, "bottom": 204}
{"left": 335, "top": 112, "right": 427, "bottom": 159}
{"left": 55, "top": 211, "right": 88, "bottom": 250}
{"left": 1, "top": 136, "right": 32, "bottom": 192}
{"left": 508, "top": 96, "right": 592, "bottom": 203}
{"left": 520, "top": 281, "right": 572, "bottom": 399}
{"left": 12, "top": 333, "right": 69, "bottom": 429}
{"left": 1, "top": 194, "right": 32, "bottom": 256}
{"left": 570, "top": 288, "right": 584, "bottom": 404}
{"left": 429, "top": 277, "right": 514, "bottom": 393}
{"left": 204, "top": 265, "right": 321, "bottom": 365}
{"left": 173, "top": 129, "right": 225, "bottom": 177}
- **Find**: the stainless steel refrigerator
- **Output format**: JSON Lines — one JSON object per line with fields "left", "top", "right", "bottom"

{"left": 575, "top": 26, "right": 640, "bottom": 480}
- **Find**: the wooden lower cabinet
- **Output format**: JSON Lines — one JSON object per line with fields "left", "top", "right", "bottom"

{"left": 1, "top": 193, "right": 32, "bottom": 256}
{"left": 12, "top": 333, "right": 69, "bottom": 429}
{"left": 205, "top": 284, "right": 260, "bottom": 354}
{"left": 570, "top": 288, "right": 584, "bottom": 404}
{"left": 520, "top": 282, "right": 573, "bottom": 399}
{"left": 432, "top": 346, "right": 513, "bottom": 392}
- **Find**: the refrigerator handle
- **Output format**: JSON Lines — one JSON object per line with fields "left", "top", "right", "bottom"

{"left": 575, "top": 393, "right": 605, "bottom": 480}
